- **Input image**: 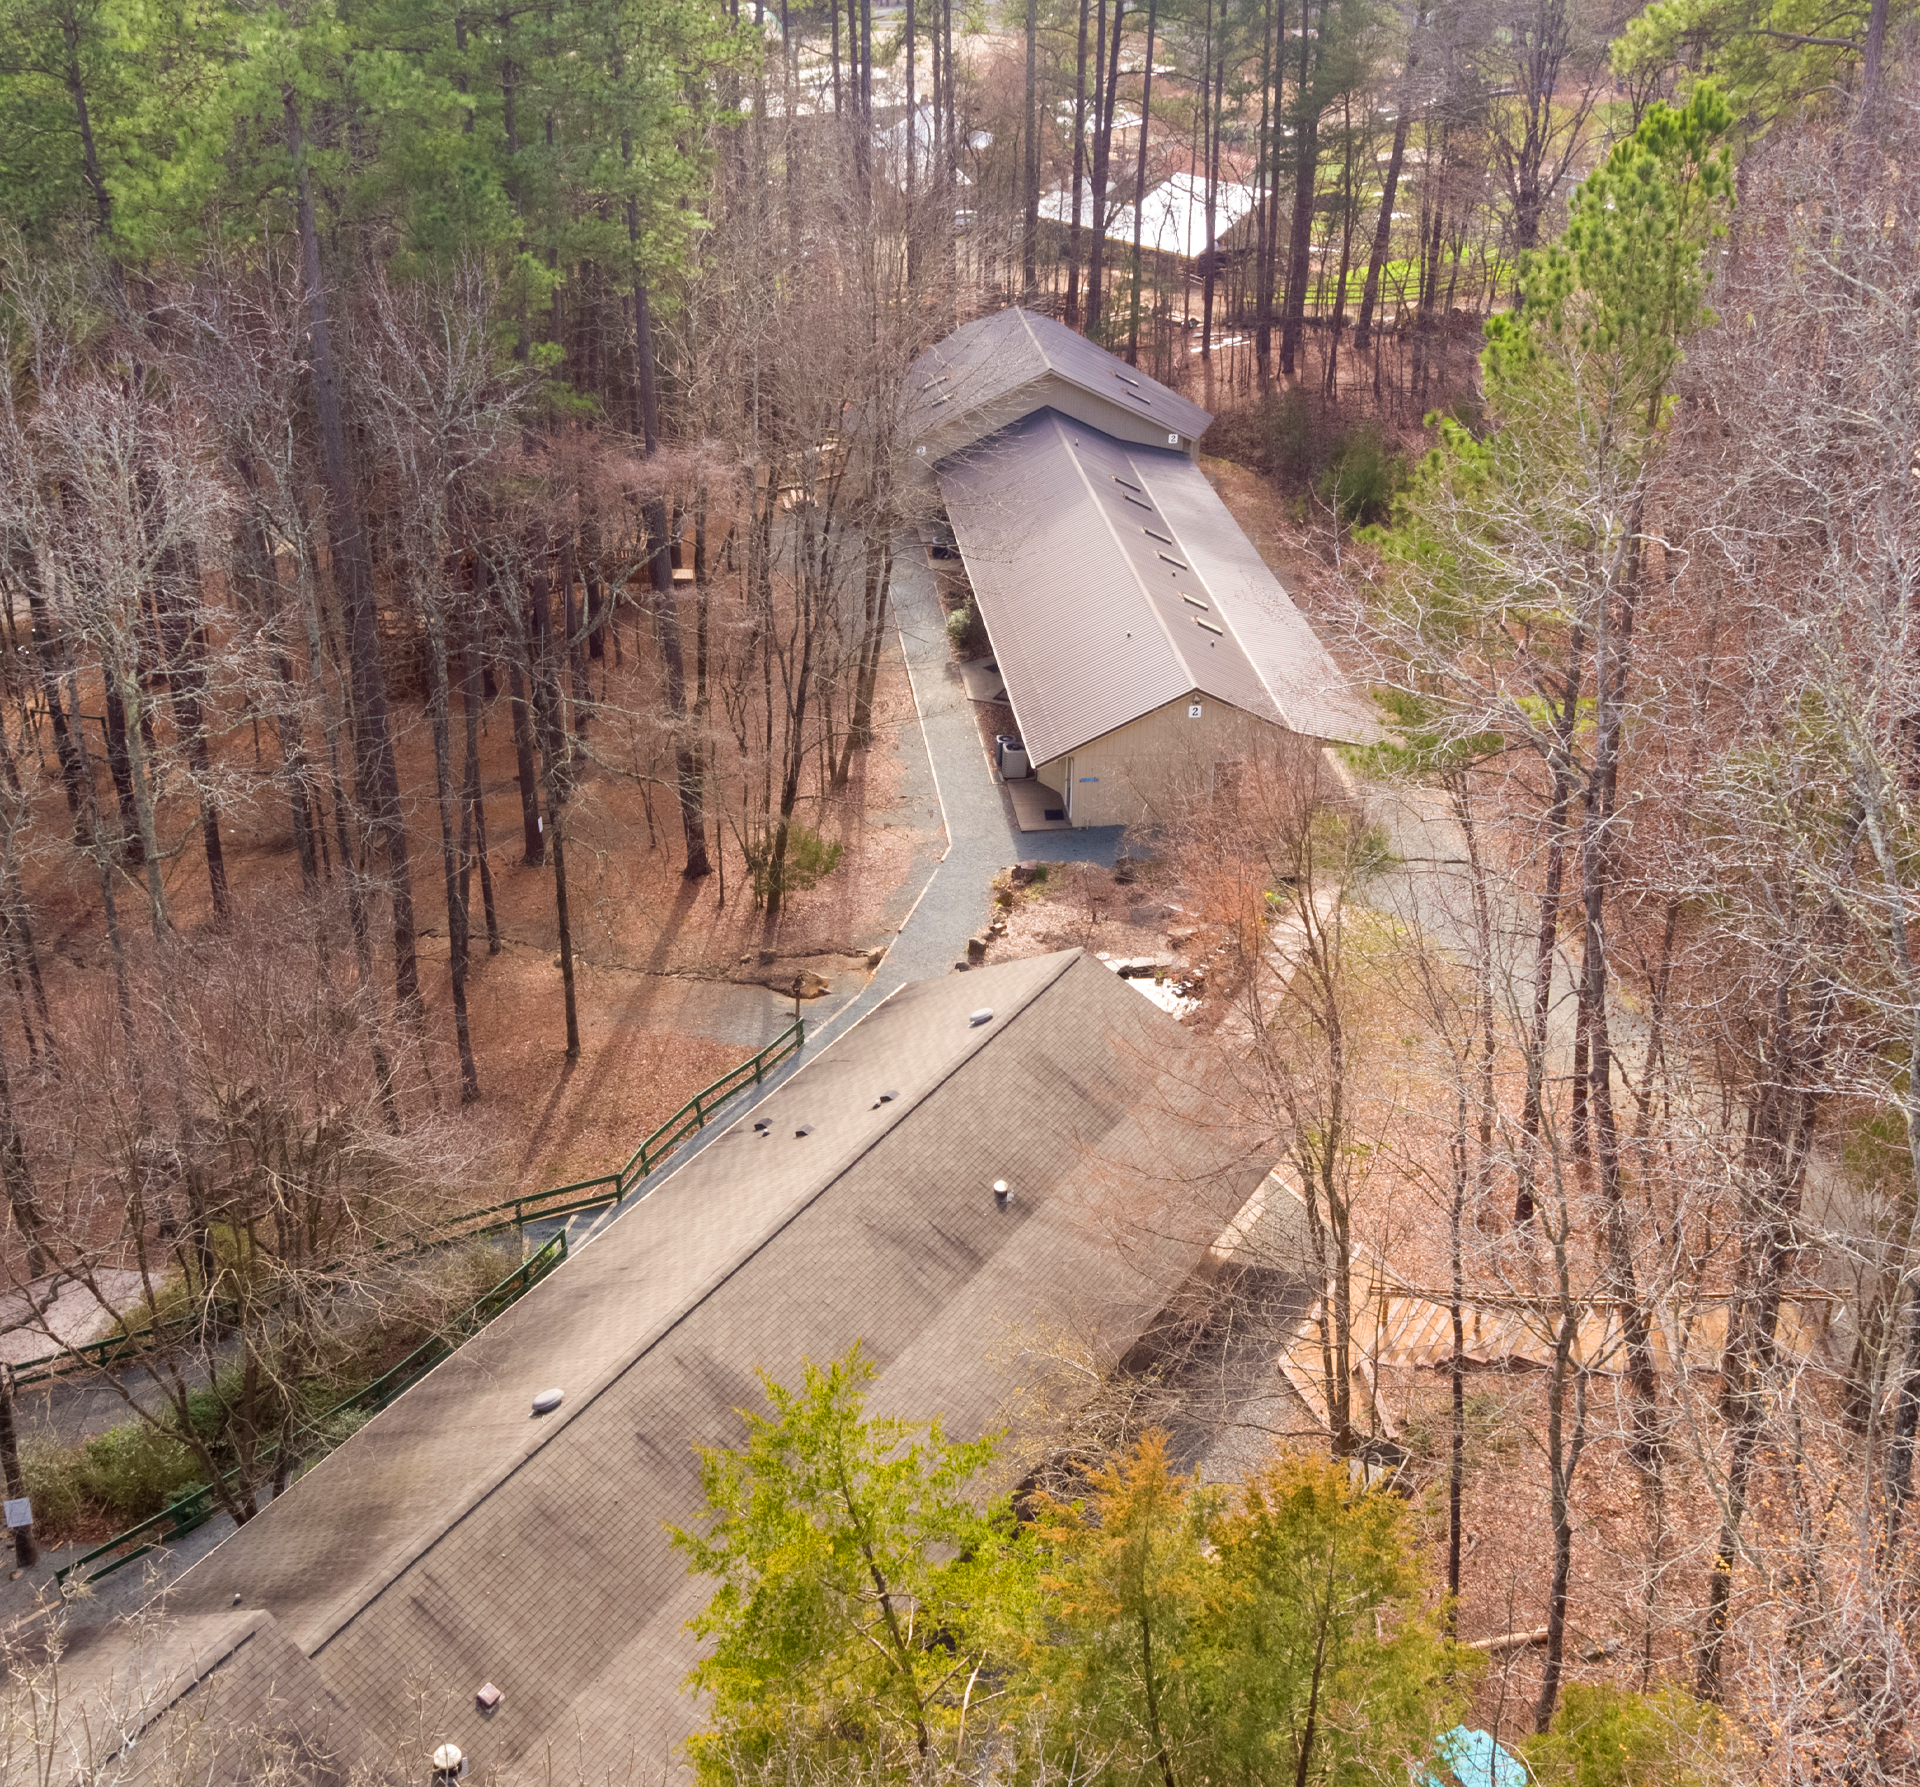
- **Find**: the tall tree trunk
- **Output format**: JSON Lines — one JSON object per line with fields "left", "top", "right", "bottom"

{"left": 285, "top": 90, "right": 422, "bottom": 1024}
{"left": 1086, "top": 0, "right": 1127, "bottom": 335}
{"left": 460, "top": 613, "right": 502, "bottom": 955}
{"left": 1278, "top": 2, "right": 1321, "bottom": 377}
{"left": 527, "top": 556, "right": 580, "bottom": 1060}
{"left": 1022, "top": 0, "right": 1039, "bottom": 299}
{"left": 0, "top": 1019, "right": 47, "bottom": 1281}
{"left": 506, "top": 646, "right": 544, "bottom": 865}
{"left": 1252, "top": 0, "right": 1277, "bottom": 378}
{"left": 1579, "top": 550, "right": 1660, "bottom": 1475}
{"left": 57, "top": 0, "right": 111, "bottom": 238}
{"left": 1353, "top": 95, "right": 1411, "bottom": 352}
{"left": 1127, "top": 0, "right": 1158, "bottom": 364}
{"left": 235, "top": 497, "right": 320, "bottom": 893}
{"left": 11, "top": 543, "right": 88, "bottom": 829}
{"left": 1200, "top": 0, "right": 1220, "bottom": 359}
{"left": 0, "top": 708, "right": 54, "bottom": 1072}
{"left": 834, "top": 536, "right": 892, "bottom": 788}
{"left": 100, "top": 673, "right": 143, "bottom": 865}
{"left": 629, "top": 266, "right": 714, "bottom": 879}
{"left": 1533, "top": 1282, "right": 1584, "bottom": 1731}
{"left": 0, "top": 1363, "right": 39, "bottom": 1568}
{"left": 155, "top": 545, "right": 231, "bottom": 925}
{"left": 293, "top": 507, "right": 400, "bottom": 1129}
{"left": 905, "top": 0, "right": 920, "bottom": 282}
{"left": 425, "top": 609, "right": 480, "bottom": 1102}
{"left": 104, "top": 642, "right": 168, "bottom": 940}
{"left": 1321, "top": 101, "right": 1358, "bottom": 398}
{"left": 1066, "top": 0, "right": 1091, "bottom": 327}
{"left": 1515, "top": 634, "right": 1583, "bottom": 1224}
{"left": 1258, "top": 0, "right": 1288, "bottom": 377}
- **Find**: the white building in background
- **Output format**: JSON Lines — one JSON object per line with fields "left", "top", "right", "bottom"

{"left": 873, "top": 103, "right": 991, "bottom": 191}
{"left": 1040, "top": 171, "right": 1258, "bottom": 261}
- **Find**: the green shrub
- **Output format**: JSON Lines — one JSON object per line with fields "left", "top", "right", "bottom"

{"left": 75, "top": 1421, "right": 206, "bottom": 1522}
{"left": 1318, "top": 424, "right": 1405, "bottom": 527}
{"left": 747, "top": 823, "right": 845, "bottom": 903}
{"left": 23, "top": 1419, "right": 205, "bottom": 1542}
{"left": 1527, "top": 1683, "right": 1725, "bottom": 1787}
{"left": 19, "top": 1439, "right": 85, "bottom": 1538}
{"left": 946, "top": 603, "right": 986, "bottom": 655}
{"left": 1266, "top": 387, "right": 1318, "bottom": 482}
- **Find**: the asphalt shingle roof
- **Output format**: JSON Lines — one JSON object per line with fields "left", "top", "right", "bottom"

{"left": 154, "top": 950, "right": 1263, "bottom": 1783}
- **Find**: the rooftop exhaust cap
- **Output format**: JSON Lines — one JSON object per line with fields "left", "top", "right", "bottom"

{"left": 531, "top": 1388, "right": 564, "bottom": 1416}
{"left": 969, "top": 1009, "right": 994, "bottom": 1027}
{"left": 431, "top": 1745, "right": 465, "bottom": 1781}
{"left": 994, "top": 1180, "right": 1013, "bottom": 1207}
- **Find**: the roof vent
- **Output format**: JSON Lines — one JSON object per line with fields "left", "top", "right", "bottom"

{"left": 476, "top": 1683, "right": 503, "bottom": 1711}
{"left": 994, "top": 1180, "right": 1013, "bottom": 1207}
{"left": 870, "top": 1089, "right": 901, "bottom": 1110}
{"left": 531, "top": 1388, "right": 564, "bottom": 1416}
{"left": 431, "top": 1744, "right": 465, "bottom": 1782}
{"left": 754, "top": 1118, "right": 773, "bottom": 1133}
{"left": 969, "top": 1008, "right": 994, "bottom": 1027}
{"left": 795, "top": 1124, "right": 814, "bottom": 1138}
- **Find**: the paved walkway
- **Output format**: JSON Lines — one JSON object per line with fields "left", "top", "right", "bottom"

{"left": 635, "top": 536, "right": 1126, "bottom": 1129}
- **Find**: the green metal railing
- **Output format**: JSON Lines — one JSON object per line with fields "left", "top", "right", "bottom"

{"left": 11, "top": 1017, "right": 806, "bottom": 1391}
{"left": 10, "top": 1316, "right": 200, "bottom": 1392}
{"left": 54, "top": 1233, "right": 570, "bottom": 1590}
{"left": 419, "top": 1014, "right": 805, "bottom": 1242}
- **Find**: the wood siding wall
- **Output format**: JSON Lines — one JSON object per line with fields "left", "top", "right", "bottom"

{"left": 1032, "top": 694, "right": 1291, "bottom": 827}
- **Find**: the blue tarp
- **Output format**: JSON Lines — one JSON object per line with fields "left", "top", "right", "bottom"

{"left": 1425, "top": 1725, "right": 1528, "bottom": 1787}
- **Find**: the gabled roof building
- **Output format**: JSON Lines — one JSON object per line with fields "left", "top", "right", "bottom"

{"left": 909, "top": 309, "right": 1375, "bottom": 827}
{"left": 42, "top": 951, "right": 1266, "bottom": 1785}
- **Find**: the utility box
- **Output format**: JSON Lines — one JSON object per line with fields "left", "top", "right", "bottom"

{"left": 996, "top": 736, "right": 1030, "bottom": 779}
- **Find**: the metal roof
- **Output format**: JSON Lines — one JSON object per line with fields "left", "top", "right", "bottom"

{"left": 908, "top": 306, "right": 1212, "bottom": 453}
{"left": 936, "top": 409, "right": 1378, "bottom": 765}
{"left": 1040, "top": 173, "right": 1260, "bottom": 257}
{"left": 143, "top": 950, "right": 1264, "bottom": 1784}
